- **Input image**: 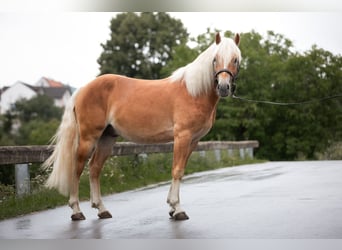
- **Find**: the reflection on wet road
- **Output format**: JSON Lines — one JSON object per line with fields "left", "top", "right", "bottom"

{"left": 1, "top": 161, "right": 341, "bottom": 238}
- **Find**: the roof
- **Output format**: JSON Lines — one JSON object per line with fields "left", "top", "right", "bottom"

{"left": 43, "top": 77, "right": 64, "bottom": 88}
{"left": 22, "top": 82, "right": 40, "bottom": 92}
{"left": 0, "top": 81, "right": 39, "bottom": 95}
{"left": 42, "top": 87, "right": 71, "bottom": 99}
{"left": 0, "top": 82, "right": 71, "bottom": 99}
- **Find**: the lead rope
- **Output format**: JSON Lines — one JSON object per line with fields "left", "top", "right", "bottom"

{"left": 232, "top": 94, "right": 342, "bottom": 106}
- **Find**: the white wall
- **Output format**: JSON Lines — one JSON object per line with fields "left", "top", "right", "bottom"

{"left": 54, "top": 90, "right": 71, "bottom": 108}
{"left": 0, "top": 82, "right": 37, "bottom": 114}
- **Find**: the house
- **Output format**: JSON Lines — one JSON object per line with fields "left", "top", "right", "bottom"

{"left": 42, "top": 86, "right": 71, "bottom": 108}
{"left": 36, "top": 77, "right": 65, "bottom": 88}
{"left": 0, "top": 77, "right": 73, "bottom": 114}
{"left": 0, "top": 81, "right": 38, "bottom": 114}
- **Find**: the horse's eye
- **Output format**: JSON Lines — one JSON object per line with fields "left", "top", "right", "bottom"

{"left": 213, "top": 58, "right": 217, "bottom": 65}
{"left": 233, "top": 58, "right": 238, "bottom": 65}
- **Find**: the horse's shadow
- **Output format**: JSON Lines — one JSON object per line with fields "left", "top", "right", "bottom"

{"left": 65, "top": 219, "right": 105, "bottom": 239}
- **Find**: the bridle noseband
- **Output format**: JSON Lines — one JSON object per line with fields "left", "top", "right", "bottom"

{"left": 214, "top": 69, "right": 236, "bottom": 83}
{"left": 213, "top": 59, "right": 239, "bottom": 85}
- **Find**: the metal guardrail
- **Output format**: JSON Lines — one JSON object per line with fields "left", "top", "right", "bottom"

{"left": 0, "top": 141, "right": 259, "bottom": 165}
{"left": 0, "top": 141, "right": 259, "bottom": 196}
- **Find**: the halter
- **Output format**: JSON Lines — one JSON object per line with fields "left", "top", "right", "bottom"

{"left": 213, "top": 59, "right": 240, "bottom": 85}
{"left": 214, "top": 69, "right": 236, "bottom": 83}
{"left": 213, "top": 60, "right": 239, "bottom": 96}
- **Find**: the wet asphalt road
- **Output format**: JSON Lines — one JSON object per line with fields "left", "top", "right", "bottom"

{"left": 0, "top": 161, "right": 341, "bottom": 239}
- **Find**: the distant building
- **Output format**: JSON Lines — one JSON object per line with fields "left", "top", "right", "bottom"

{"left": 0, "top": 77, "right": 73, "bottom": 114}
{"left": 41, "top": 86, "right": 72, "bottom": 108}
{"left": 36, "top": 77, "right": 65, "bottom": 88}
{"left": 0, "top": 81, "right": 37, "bottom": 114}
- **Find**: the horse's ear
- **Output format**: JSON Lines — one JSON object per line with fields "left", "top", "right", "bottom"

{"left": 215, "top": 33, "right": 221, "bottom": 45}
{"left": 234, "top": 33, "right": 240, "bottom": 46}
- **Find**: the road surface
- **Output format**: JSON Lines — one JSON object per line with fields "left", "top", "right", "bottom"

{"left": 0, "top": 161, "right": 341, "bottom": 238}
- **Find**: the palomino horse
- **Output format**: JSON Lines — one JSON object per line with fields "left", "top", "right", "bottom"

{"left": 43, "top": 33, "right": 241, "bottom": 221}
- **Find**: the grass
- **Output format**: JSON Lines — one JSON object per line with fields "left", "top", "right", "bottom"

{"left": 0, "top": 150, "right": 265, "bottom": 220}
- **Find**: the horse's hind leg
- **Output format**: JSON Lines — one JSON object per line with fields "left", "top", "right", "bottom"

{"left": 89, "top": 126, "right": 116, "bottom": 219}
{"left": 69, "top": 137, "right": 95, "bottom": 220}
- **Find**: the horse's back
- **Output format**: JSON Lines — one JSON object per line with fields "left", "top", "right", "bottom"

{"left": 74, "top": 74, "right": 177, "bottom": 143}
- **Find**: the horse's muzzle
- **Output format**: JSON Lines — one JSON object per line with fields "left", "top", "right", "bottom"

{"left": 217, "top": 83, "right": 229, "bottom": 97}
{"left": 217, "top": 82, "right": 236, "bottom": 97}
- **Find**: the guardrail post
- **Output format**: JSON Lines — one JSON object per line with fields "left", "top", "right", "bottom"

{"left": 214, "top": 149, "right": 221, "bottom": 162}
{"left": 227, "top": 149, "right": 233, "bottom": 157}
{"left": 239, "top": 148, "right": 245, "bottom": 159}
{"left": 246, "top": 147, "right": 254, "bottom": 159}
{"left": 15, "top": 163, "right": 30, "bottom": 197}
{"left": 199, "top": 151, "right": 206, "bottom": 157}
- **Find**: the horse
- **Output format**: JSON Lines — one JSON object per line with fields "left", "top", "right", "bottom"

{"left": 43, "top": 32, "right": 241, "bottom": 221}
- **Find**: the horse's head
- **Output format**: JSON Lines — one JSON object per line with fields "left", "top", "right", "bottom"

{"left": 213, "top": 33, "right": 241, "bottom": 97}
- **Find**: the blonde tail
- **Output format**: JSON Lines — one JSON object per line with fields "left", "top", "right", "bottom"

{"left": 42, "top": 90, "right": 79, "bottom": 196}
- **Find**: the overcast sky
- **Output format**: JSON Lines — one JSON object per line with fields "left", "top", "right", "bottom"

{"left": 0, "top": 12, "right": 341, "bottom": 89}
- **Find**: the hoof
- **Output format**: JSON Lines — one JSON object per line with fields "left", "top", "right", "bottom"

{"left": 98, "top": 211, "right": 112, "bottom": 219}
{"left": 71, "top": 212, "right": 86, "bottom": 221}
{"left": 169, "top": 210, "right": 175, "bottom": 218}
{"left": 173, "top": 212, "right": 189, "bottom": 221}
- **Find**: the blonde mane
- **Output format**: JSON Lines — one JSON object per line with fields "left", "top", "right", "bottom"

{"left": 170, "top": 37, "right": 241, "bottom": 97}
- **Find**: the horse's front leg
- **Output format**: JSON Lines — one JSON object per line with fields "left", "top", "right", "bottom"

{"left": 167, "top": 135, "right": 198, "bottom": 220}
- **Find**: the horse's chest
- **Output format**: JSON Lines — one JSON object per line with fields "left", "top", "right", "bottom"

{"left": 187, "top": 108, "right": 216, "bottom": 140}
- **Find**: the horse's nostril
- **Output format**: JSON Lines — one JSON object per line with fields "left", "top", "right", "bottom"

{"left": 218, "top": 84, "right": 229, "bottom": 91}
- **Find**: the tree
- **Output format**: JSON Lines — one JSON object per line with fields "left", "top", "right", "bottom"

{"left": 97, "top": 12, "right": 188, "bottom": 79}
{"left": 158, "top": 28, "right": 342, "bottom": 160}
{"left": 0, "top": 95, "right": 63, "bottom": 185}
{"left": 16, "top": 119, "right": 60, "bottom": 145}
{"left": 197, "top": 30, "right": 341, "bottom": 160}
{"left": 161, "top": 28, "right": 224, "bottom": 77}
{"left": 0, "top": 95, "right": 62, "bottom": 146}
{"left": 13, "top": 95, "right": 62, "bottom": 123}
{"left": 160, "top": 43, "right": 198, "bottom": 77}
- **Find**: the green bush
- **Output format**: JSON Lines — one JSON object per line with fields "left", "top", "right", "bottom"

{"left": 316, "top": 141, "right": 342, "bottom": 160}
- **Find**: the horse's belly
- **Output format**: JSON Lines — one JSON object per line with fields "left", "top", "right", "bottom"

{"left": 119, "top": 130, "right": 173, "bottom": 143}
{"left": 112, "top": 115, "right": 174, "bottom": 144}
{"left": 116, "top": 127, "right": 174, "bottom": 144}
